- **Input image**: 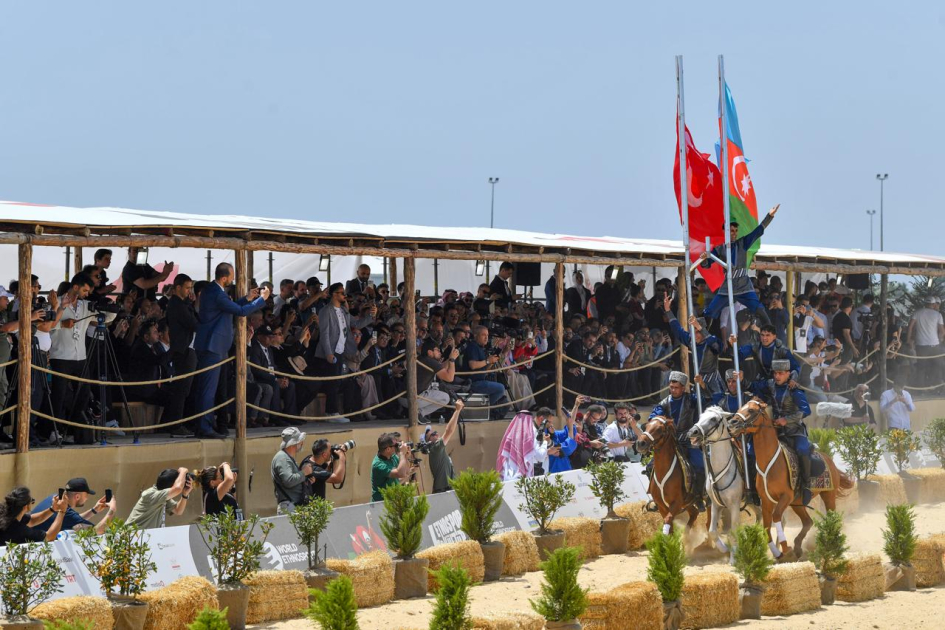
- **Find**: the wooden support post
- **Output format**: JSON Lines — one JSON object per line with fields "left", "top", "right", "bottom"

{"left": 234, "top": 249, "right": 249, "bottom": 502}
{"left": 246, "top": 251, "right": 255, "bottom": 287}
{"left": 73, "top": 246, "right": 83, "bottom": 275}
{"left": 676, "top": 267, "right": 690, "bottom": 380}
{"left": 433, "top": 258, "right": 439, "bottom": 297}
{"left": 390, "top": 258, "right": 399, "bottom": 296}
{"left": 14, "top": 242, "right": 33, "bottom": 486}
{"left": 555, "top": 262, "right": 565, "bottom": 414}
{"left": 879, "top": 274, "right": 889, "bottom": 431}
{"left": 786, "top": 270, "right": 795, "bottom": 350}
{"left": 404, "top": 258, "right": 419, "bottom": 439}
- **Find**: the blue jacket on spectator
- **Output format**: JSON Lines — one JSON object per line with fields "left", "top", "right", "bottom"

{"left": 194, "top": 282, "right": 265, "bottom": 356}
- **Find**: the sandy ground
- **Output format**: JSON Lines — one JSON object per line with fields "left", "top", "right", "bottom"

{"left": 257, "top": 503, "right": 945, "bottom": 630}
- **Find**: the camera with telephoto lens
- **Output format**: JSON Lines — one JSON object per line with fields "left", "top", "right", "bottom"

{"left": 91, "top": 298, "right": 121, "bottom": 314}
{"left": 331, "top": 439, "right": 356, "bottom": 453}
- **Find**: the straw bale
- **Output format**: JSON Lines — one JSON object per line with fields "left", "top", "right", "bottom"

{"left": 137, "top": 576, "right": 219, "bottom": 630}
{"left": 865, "top": 474, "right": 907, "bottom": 506}
{"left": 913, "top": 537, "right": 945, "bottom": 588}
{"left": 470, "top": 610, "right": 545, "bottom": 630}
{"left": 243, "top": 570, "right": 309, "bottom": 624}
{"left": 579, "top": 581, "right": 662, "bottom": 630}
{"left": 31, "top": 596, "right": 114, "bottom": 630}
{"left": 836, "top": 482, "right": 859, "bottom": 515}
{"left": 680, "top": 571, "right": 739, "bottom": 629}
{"left": 908, "top": 468, "right": 945, "bottom": 504}
{"left": 760, "top": 561, "right": 821, "bottom": 616}
{"left": 324, "top": 551, "right": 395, "bottom": 608}
{"left": 494, "top": 530, "right": 541, "bottom": 576}
{"left": 836, "top": 553, "right": 885, "bottom": 602}
{"left": 417, "top": 540, "right": 485, "bottom": 592}
{"left": 548, "top": 517, "right": 602, "bottom": 560}
{"left": 615, "top": 501, "right": 664, "bottom": 550}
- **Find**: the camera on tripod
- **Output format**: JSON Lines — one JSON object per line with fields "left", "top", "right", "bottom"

{"left": 91, "top": 298, "right": 121, "bottom": 315}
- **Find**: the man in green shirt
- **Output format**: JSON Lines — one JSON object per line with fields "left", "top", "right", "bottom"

{"left": 371, "top": 433, "right": 413, "bottom": 502}
{"left": 126, "top": 468, "right": 192, "bottom": 529}
{"left": 422, "top": 399, "right": 465, "bottom": 493}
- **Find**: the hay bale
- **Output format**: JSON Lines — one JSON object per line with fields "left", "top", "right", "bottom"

{"left": 865, "top": 474, "right": 908, "bottom": 506}
{"left": 836, "top": 482, "right": 859, "bottom": 515}
{"left": 243, "top": 570, "right": 309, "bottom": 624}
{"left": 680, "top": 571, "right": 739, "bottom": 629}
{"left": 31, "top": 596, "right": 114, "bottom": 630}
{"left": 615, "top": 501, "right": 663, "bottom": 550}
{"left": 836, "top": 553, "right": 885, "bottom": 602}
{"left": 417, "top": 541, "right": 485, "bottom": 592}
{"left": 470, "top": 611, "right": 545, "bottom": 629}
{"left": 908, "top": 468, "right": 945, "bottom": 504}
{"left": 548, "top": 517, "right": 602, "bottom": 560}
{"left": 138, "top": 576, "right": 218, "bottom": 630}
{"left": 579, "top": 581, "right": 662, "bottom": 630}
{"left": 324, "top": 551, "right": 395, "bottom": 608}
{"left": 913, "top": 537, "right": 945, "bottom": 587}
{"left": 760, "top": 561, "right": 821, "bottom": 616}
{"left": 494, "top": 530, "right": 541, "bottom": 575}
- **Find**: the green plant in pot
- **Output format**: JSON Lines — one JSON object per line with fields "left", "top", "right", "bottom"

{"left": 886, "top": 429, "right": 923, "bottom": 503}
{"left": 646, "top": 531, "right": 687, "bottom": 630}
{"left": 196, "top": 507, "right": 274, "bottom": 630}
{"left": 428, "top": 564, "right": 472, "bottom": 630}
{"left": 530, "top": 546, "right": 588, "bottom": 630}
{"left": 289, "top": 496, "right": 339, "bottom": 596}
{"left": 808, "top": 510, "right": 849, "bottom": 605}
{"left": 922, "top": 418, "right": 945, "bottom": 468}
{"left": 882, "top": 503, "right": 918, "bottom": 592}
{"left": 729, "top": 523, "right": 773, "bottom": 619}
{"left": 75, "top": 519, "right": 155, "bottom": 630}
{"left": 379, "top": 483, "right": 430, "bottom": 598}
{"left": 587, "top": 461, "right": 630, "bottom": 555}
{"left": 305, "top": 575, "right": 359, "bottom": 630}
{"left": 187, "top": 606, "right": 231, "bottom": 630}
{"left": 449, "top": 469, "right": 505, "bottom": 581}
{"left": 0, "top": 542, "right": 64, "bottom": 629}
{"left": 835, "top": 424, "right": 883, "bottom": 509}
{"left": 808, "top": 428, "right": 837, "bottom": 458}
{"left": 515, "top": 475, "right": 576, "bottom": 560}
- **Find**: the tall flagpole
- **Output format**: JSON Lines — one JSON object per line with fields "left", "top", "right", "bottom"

{"left": 675, "top": 55, "right": 703, "bottom": 415}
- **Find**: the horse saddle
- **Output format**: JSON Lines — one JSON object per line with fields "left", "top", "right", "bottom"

{"left": 780, "top": 440, "right": 832, "bottom": 491}
{"left": 674, "top": 445, "right": 695, "bottom": 497}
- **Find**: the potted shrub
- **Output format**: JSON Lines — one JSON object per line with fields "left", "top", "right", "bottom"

{"left": 450, "top": 469, "right": 505, "bottom": 582}
{"left": 379, "top": 483, "right": 430, "bottom": 598}
{"left": 886, "top": 429, "right": 923, "bottom": 503}
{"left": 187, "top": 606, "right": 231, "bottom": 630}
{"left": 922, "top": 418, "right": 945, "bottom": 468}
{"left": 809, "top": 428, "right": 837, "bottom": 457}
{"left": 289, "top": 496, "right": 340, "bottom": 596}
{"left": 530, "top": 546, "right": 589, "bottom": 630}
{"left": 808, "top": 510, "right": 849, "bottom": 605}
{"left": 515, "top": 475, "right": 577, "bottom": 559}
{"left": 304, "top": 575, "right": 359, "bottom": 630}
{"left": 0, "top": 542, "right": 65, "bottom": 629}
{"left": 428, "top": 564, "right": 472, "bottom": 630}
{"left": 646, "top": 531, "right": 686, "bottom": 630}
{"left": 836, "top": 424, "right": 883, "bottom": 510}
{"left": 882, "top": 503, "right": 917, "bottom": 591}
{"left": 587, "top": 461, "right": 630, "bottom": 554}
{"left": 196, "top": 507, "right": 274, "bottom": 630}
{"left": 729, "top": 523, "right": 772, "bottom": 619}
{"left": 75, "top": 520, "right": 155, "bottom": 630}
{"left": 42, "top": 622, "right": 94, "bottom": 630}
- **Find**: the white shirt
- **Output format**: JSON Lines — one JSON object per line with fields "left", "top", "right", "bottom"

{"left": 807, "top": 351, "right": 824, "bottom": 382}
{"left": 720, "top": 303, "right": 746, "bottom": 332}
{"left": 333, "top": 306, "right": 347, "bottom": 355}
{"left": 807, "top": 309, "right": 827, "bottom": 344}
{"left": 272, "top": 294, "right": 288, "bottom": 317}
{"left": 880, "top": 388, "right": 915, "bottom": 430}
{"left": 50, "top": 299, "right": 117, "bottom": 361}
{"left": 851, "top": 305, "right": 872, "bottom": 340}
{"left": 911, "top": 308, "right": 943, "bottom": 347}
{"left": 616, "top": 341, "right": 632, "bottom": 365}
{"left": 602, "top": 421, "right": 633, "bottom": 458}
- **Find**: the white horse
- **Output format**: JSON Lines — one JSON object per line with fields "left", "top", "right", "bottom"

{"left": 687, "top": 406, "right": 751, "bottom": 561}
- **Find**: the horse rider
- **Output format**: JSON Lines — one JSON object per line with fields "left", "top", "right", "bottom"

{"left": 751, "top": 359, "right": 813, "bottom": 506}
{"left": 663, "top": 294, "right": 724, "bottom": 396}
{"left": 737, "top": 323, "right": 800, "bottom": 391}
{"left": 712, "top": 369, "right": 759, "bottom": 505}
{"left": 650, "top": 370, "right": 708, "bottom": 511}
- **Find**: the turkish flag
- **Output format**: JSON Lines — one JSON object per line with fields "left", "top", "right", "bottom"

{"left": 674, "top": 124, "right": 725, "bottom": 292}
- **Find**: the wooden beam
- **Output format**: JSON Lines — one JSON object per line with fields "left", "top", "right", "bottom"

{"left": 234, "top": 248, "right": 249, "bottom": 502}
{"left": 879, "top": 274, "right": 889, "bottom": 431}
{"left": 14, "top": 242, "right": 33, "bottom": 486}
{"left": 555, "top": 262, "right": 565, "bottom": 414}
{"left": 404, "top": 258, "right": 419, "bottom": 439}
{"left": 786, "top": 270, "right": 795, "bottom": 349}
{"left": 73, "top": 245, "right": 83, "bottom": 275}
{"left": 676, "top": 267, "right": 690, "bottom": 381}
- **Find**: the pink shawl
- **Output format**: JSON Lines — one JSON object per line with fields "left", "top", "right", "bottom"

{"left": 496, "top": 412, "right": 537, "bottom": 480}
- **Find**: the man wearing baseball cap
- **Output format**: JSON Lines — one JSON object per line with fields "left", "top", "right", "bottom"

{"left": 32, "top": 477, "right": 117, "bottom": 534}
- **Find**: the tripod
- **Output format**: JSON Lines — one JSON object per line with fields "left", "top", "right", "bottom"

{"left": 1, "top": 337, "right": 58, "bottom": 448}
{"left": 80, "top": 313, "right": 137, "bottom": 445}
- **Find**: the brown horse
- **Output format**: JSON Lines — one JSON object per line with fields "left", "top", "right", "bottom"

{"left": 727, "top": 400, "right": 854, "bottom": 559}
{"left": 635, "top": 416, "right": 701, "bottom": 537}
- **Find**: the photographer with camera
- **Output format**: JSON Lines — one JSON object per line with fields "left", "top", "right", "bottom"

{"left": 272, "top": 427, "right": 312, "bottom": 513}
{"left": 199, "top": 462, "right": 241, "bottom": 519}
{"left": 464, "top": 326, "right": 510, "bottom": 419}
{"left": 421, "top": 399, "right": 465, "bottom": 493}
{"left": 301, "top": 439, "right": 350, "bottom": 501}
{"left": 121, "top": 247, "right": 173, "bottom": 302}
{"left": 602, "top": 403, "right": 642, "bottom": 462}
{"left": 371, "top": 433, "right": 414, "bottom": 502}
{"left": 570, "top": 403, "right": 609, "bottom": 470}
{"left": 126, "top": 467, "right": 192, "bottom": 529}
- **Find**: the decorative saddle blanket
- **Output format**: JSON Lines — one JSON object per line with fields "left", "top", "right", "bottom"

{"left": 780, "top": 440, "right": 832, "bottom": 491}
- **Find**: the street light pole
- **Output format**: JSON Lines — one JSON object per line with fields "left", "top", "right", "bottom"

{"left": 486, "top": 177, "right": 499, "bottom": 281}
{"left": 866, "top": 209, "right": 876, "bottom": 251}
{"left": 876, "top": 174, "right": 888, "bottom": 251}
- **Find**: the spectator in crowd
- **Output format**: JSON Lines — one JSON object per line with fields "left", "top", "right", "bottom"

{"left": 300, "top": 439, "right": 348, "bottom": 501}
{"left": 852, "top": 293, "right": 875, "bottom": 346}
{"left": 881, "top": 376, "right": 915, "bottom": 430}
{"left": 93, "top": 248, "right": 117, "bottom": 295}
{"left": 488, "top": 262, "right": 516, "bottom": 309}
{"left": 31, "top": 477, "right": 115, "bottom": 534}
{"left": 121, "top": 247, "right": 173, "bottom": 301}
{"left": 126, "top": 467, "right": 192, "bottom": 529}
{"left": 542, "top": 400, "right": 582, "bottom": 474}
{"left": 766, "top": 292, "right": 790, "bottom": 344}
{"left": 570, "top": 403, "right": 608, "bottom": 470}
{"left": 346, "top": 264, "right": 373, "bottom": 297}
{"left": 371, "top": 432, "right": 414, "bottom": 502}
{"left": 846, "top": 384, "right": 875, "bottom": 427}
{"left": 906, "top": 296, "right": 944, "bottom": 389}
{"left": 544, "top": 274, "right": 557, "bottom": 314}
{"left": 0, "top": 487, "right": 67, "bottom": 545}
{"left": 164, "top": 274, "right": 198, "bottom": 432}
{"left": 414, "top": 338, "right": 458, "bottom": 418}
{"left": 464, "top": 326, "right": 510, "bottom": 419}
{"left": 127, "top": 318, "right": 173, "bottom": 407}
{"left": 602, "top": 403, "right": 641, "bottom": 462}
{"left": 199, "top": 462, "right": 240, "bottom": 519}
{"left": 272, "top": 278, "right": 295, "bottom": 317}
{"left": 272, "top": 427, "right": 313, "bottom": 513}
{"left": 564, "top": 271, "right": 589, "bottom": 316}
{"left": 422, "top": 399, "right": 465, "bottom": 493}
{"left": 832, "top": 297, "right": 858, "bottom": 363}
{"left": 249, "top": 325, "right": 294, "bottom": 426}
{"left": 315, "top": 283, "right": 376, "bottom": 416}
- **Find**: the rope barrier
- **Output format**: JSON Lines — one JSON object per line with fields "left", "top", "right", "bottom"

{"left": 419, "top": 381, "right": 557, "bottom": 412}
{"left": 796, "top": 373, "right": 879, "bottom": 396}
{"left": 0, "top": 359, "right": 14, "bottom": 369}
{"left": 884, "top": 378, "right": 944, "bottom": 392}
{"left": 419, "top": 350, "right": 556, "bottom": 376}
{"left": 32, "top": 356, "right": 235, "bottom": 386}
{"left": 0, "top": 405, "right": 15, "bottom": 418}
{"left": 888, "top": 349, "right": 945, "bottom": 360}
{"left": 30, "top": 398, "right": 235, "bottom": 433}
{"left": 563, "top": 385, "right": 671, "bottom": 404}
{"left": 247, "top": 392, "right": 406, "bottom": 421}
{"left": 562, "top": 347, "right": 680, "bottom": 374}
{"left": 247, "top": 353, "right": 403, "bottom": 382}
{"left": 791, "top": 347, "right": 882, "bottom": 363}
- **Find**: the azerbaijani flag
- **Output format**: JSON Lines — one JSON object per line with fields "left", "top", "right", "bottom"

{"left": 719, "top": 83, "right": 760, "bottom": 264}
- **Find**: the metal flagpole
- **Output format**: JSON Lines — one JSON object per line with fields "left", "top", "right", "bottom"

{"left": 676, "top": 55, "right": 702, "bottom": 416}
{"left": 719, "top": 55, "right": 750, "bottom": 485}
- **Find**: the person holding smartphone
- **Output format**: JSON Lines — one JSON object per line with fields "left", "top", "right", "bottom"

{"left": 32, "top": 477, "right": 116, "bottom": 534}
{"left": 0, "top": 487, "right": 68, "bottom": 545}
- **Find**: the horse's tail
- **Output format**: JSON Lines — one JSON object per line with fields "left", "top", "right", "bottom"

{"left": 825, "top": 454, "right": 854, "bottom": 497}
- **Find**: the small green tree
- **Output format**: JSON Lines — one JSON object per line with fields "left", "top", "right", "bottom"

{"left": 883, "top": 504, "right": 917, "bottom": 567}
{"left": 923, "top": 418, "right": 945, "bottom": 469}
{"left": 587, "top": 461, "right": 627, "bottom": 518}
{"left": 186, "top": 606, "right": 230, "bottom": 630}
{"left": 885, "top": 429, "right": 922, "bottom": 473}
{"left": 835, "top": 424, "right": 883, "bottom": 481}
{"left": 289, "top": 496, "right": 334, "bottom": 570}
{"left": 529, "top": 546, "right": 589, "bottom": 622}
{"left": 43, "top": 622, "right": 95, "bottom": 630}
{"left": 809, "top": 511, "right": 850, "bottom": 579}
{"left": 379, "top": 483, "right": 429, "bottom": 558}
{"left": 196, "top": 507, "right": 275, "bottom": 585}
{"left": 428, "top": 564, "right": 472, "bottom": 630}
{"left": 305, "top": 575, "right": 359, "bottom": 630}
{"left": 646, "top": 531, "right": 686, "bottom": 602}
{"left": 515, "top": 475, "right": 577, "bottom": 535}
{"left": 449, "top": 469, "right": 503, "bottom": 544}
{"left": 809, "top": 428, "right": 837, "bottom": 458}
{"left": 730, "top": 524, "right": 773, "bottom": 586}
{"left": 74, "top": 519, "right": 156, "bottom": 599}
{"left": 0, "top": 542, "right": 65, "bottom": 617}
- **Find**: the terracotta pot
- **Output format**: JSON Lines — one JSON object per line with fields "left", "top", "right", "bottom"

{"left": 819, "top": 575, "right": 838, "bottom": 605}
{"left": 0, "top": 617, "right": 44, "bottom": 629}
{"left": 533, "top": 530, "right": 566, "bottom": 560}
{"left": 545, "top": 619, "right": 582, "bottom": 629}
{"left": 662, "top": 599, "right": 684, "bottom": 630}
{"left": 304, "top": 567, "right": 340, "bottom": 600}
{"left": 900, "top": 473, "right": 922, "bottom": 505}
{"left": 481, "top": 541, "right": 506, "bottom": 582}
{"left": 857, "top": 479, "right": 881, "bottom": 511}
{"left": 738, "top": 584, "right": 764, "bottom": 620}
{"left": 217, "top": 582, "right": 251, "bottom": 629}
{"left": 600, "top": 517, "right": 630, "bottom": 555}
{"left": 107, "top": 595, "right": 149, "bottom": 630}
{"left": 393, "top": 557, "right": 429, "bottom": 599}
{"left": 884, "top": 562, "right": 917, "bottom": 592}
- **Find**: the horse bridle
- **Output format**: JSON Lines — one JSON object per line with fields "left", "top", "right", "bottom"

{"left": 641, "top": 417, "right": 671, "bottom": 447}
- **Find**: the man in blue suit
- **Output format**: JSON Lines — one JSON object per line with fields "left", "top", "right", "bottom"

{"left": 193, "top": 262, "right": 269, "bottom": 439}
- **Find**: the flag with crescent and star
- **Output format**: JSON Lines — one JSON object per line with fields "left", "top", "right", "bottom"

{"left": 718, "top": 83, "right": 761, "bottom": 265}
{"left": 674, "top": 122, "right": 725, "bottom": 291}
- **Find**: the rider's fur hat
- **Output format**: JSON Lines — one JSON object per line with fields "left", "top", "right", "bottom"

{"left": 771, "top": 359, "right": 791, "bottom": 372}
{"left": 669, "top": 371, "right": 688, "bottom": 386}
{"left": 725, "top": 368, "right": 737, "bottom": 381}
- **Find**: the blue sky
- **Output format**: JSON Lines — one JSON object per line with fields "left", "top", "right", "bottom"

{"left": 0, "top": 2, "right": 942, "bottom": 256}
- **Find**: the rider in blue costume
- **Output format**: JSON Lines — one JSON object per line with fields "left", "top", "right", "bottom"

{"left": 736, "top": 323, "right": 801, "bottom": 391}
{"left": 664, "top": 293, "right": 724, "bottom": 396}
{"left": 712, "top": 369, "right": 759, "bottom": 505}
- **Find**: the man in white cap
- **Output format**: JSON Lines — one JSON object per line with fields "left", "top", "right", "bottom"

{"left": 271, "top": 427, "right": 313, "bottom": 514}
